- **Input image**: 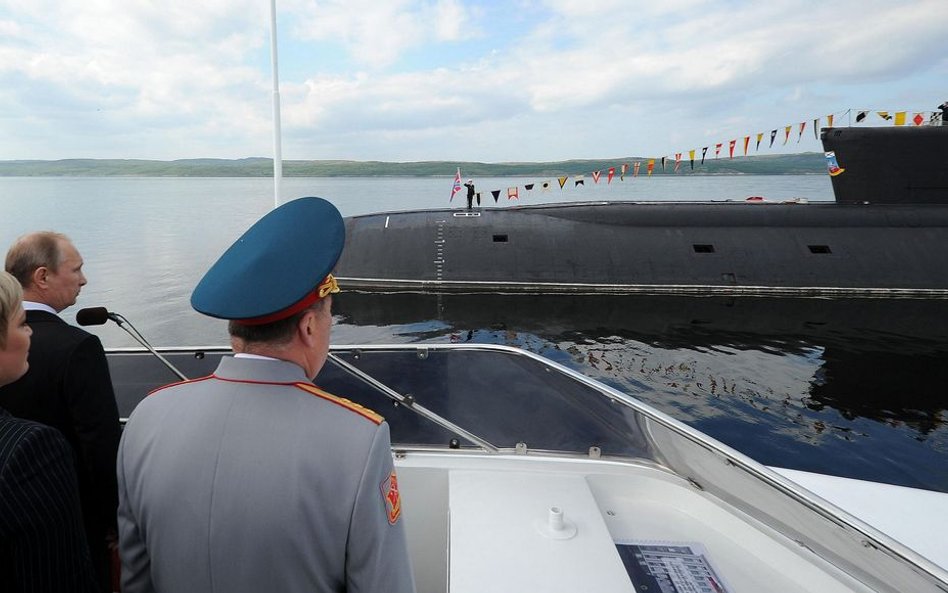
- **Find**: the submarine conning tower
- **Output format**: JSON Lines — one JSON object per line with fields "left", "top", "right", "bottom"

{"left": 821, "top": 121, "right": 948, "bottom": 205}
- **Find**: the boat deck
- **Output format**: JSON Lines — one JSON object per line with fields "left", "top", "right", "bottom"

{"left": 107, "top": 344, "right": 948, "bottom": 592}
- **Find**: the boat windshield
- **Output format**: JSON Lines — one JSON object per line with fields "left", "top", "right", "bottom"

{"left": 109, "top": 344, "right": 656, "bottom": 459}
{"left": 318, "top": 344, "right": 655, "bottom": 458}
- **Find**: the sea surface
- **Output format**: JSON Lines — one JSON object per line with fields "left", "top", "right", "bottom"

{"left": 2, "top": 174, "right": 946, "bottom": 493}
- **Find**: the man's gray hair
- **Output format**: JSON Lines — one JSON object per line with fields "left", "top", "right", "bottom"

{"left": 5, "top": 231, "right": 70, "bottom": 288}
{"left": 228, "top": 297, "right": 329, "bottom": 345}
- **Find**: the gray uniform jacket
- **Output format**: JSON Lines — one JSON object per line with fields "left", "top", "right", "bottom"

{"left": 117, "top": 356, "right": 416, "bottom": 593}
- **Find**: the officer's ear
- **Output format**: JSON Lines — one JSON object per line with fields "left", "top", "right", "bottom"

{"left": 29, "top": 266, "right": 50, "bottom": 290}
{"left": 298, "top": 309, "right": 318, "bottom": 345}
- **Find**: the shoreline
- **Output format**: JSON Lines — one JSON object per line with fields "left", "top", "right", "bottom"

{"left": 0, "top": 153, "right": 826, "bottom": 178}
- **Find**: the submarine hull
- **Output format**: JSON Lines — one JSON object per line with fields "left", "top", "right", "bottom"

{"left": 335, "top": 201, "right": 948, "bottom": 296}
{"left": 335, "top": 125, "right": 948, "bottom": 296}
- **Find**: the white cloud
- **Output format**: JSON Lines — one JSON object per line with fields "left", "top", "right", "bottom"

{"left": 433, "top": 0, "right": 466, "bottom": 42}
{"left": 1, "top": 0, "right": 947, "bottom": 160}
{"left": 287, "top": 0, "right": 475, "bottom": 68}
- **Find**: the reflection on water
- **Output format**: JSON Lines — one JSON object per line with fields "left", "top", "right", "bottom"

{"left": 2, "top": 176, "right": 944, "bottom": 491}
{"left": 331, "top": 292, "right": 948, "bottom": 492}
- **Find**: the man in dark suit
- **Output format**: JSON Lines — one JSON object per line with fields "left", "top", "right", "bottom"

{"left": 0, "top": 232, "right": 121, "bottom": 593}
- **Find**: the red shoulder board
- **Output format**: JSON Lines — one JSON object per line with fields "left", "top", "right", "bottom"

{"left": 146, "top": 375, "right": 214, "bottom": 397}
{"left": 293, "top": 383, "right": 383, "bottom": 424}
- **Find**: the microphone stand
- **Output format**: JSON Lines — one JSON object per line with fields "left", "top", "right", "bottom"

{"left": 108, "top": 312, "right": 188, "bottom": 381}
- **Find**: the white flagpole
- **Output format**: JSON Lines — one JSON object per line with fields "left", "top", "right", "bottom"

{"left": 269, "top": 0, "right": 283, "bottom": 208}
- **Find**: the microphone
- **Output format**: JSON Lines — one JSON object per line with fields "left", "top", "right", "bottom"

{"left": 76, "top": 307, "right": 112, "bottom": 326}
{"left": 76, "top": 307, "right": 187, "bottom": 381}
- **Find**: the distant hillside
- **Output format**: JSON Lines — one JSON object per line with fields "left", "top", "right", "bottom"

{"left": 0, "top": 153, "right": 825, "bottom": 177}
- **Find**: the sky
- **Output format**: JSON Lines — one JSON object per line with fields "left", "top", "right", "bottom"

{"left": 1, "top": 0, "right": 947, "bottom": 163}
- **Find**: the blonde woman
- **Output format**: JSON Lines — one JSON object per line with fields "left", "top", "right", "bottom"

{"left": 0, "top": 270, "right": 97, "bottom": 592}
{"left": 0, "top": 270, "right": 30, "bottom": 386}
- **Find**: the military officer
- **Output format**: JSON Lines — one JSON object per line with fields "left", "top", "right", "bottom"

{"left": 116, "top": 197, "right": 416, "bottom": 593}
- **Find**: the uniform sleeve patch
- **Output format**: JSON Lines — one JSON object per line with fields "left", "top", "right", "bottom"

{"left": 380, "top": 470, "right": 402, "bottom": 525}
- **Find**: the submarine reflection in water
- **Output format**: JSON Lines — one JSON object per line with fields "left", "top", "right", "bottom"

{"left": 331, "top": 291, "right": 948, "bottom": 492}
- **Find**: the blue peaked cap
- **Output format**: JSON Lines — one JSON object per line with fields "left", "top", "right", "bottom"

{"left": 191, "top": 197, "right": 345, "bottom": 322}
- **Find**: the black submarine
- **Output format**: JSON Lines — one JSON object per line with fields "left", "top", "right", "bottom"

{"left": 335, "top": 120, "right": 948, "bottom": 297}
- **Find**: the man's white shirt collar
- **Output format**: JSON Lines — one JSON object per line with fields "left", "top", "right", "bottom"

{"left": 234, "top": 352, "right": 279, "bottom": 362}
{"left": 23, "top": 301, "right": 58, "bottom": 315}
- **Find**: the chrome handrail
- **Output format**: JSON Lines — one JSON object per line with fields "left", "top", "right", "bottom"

{"left": 326, "top": 352, "right": 498, "bottom": 452}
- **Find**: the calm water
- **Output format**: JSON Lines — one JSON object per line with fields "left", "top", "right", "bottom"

{"left": 2, "top": 175, "right": 946, "bottom": 492}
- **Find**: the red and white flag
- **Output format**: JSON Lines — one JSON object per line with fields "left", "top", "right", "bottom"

{"left": 449, "top": 167, "right": 462, "bottom": 202}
